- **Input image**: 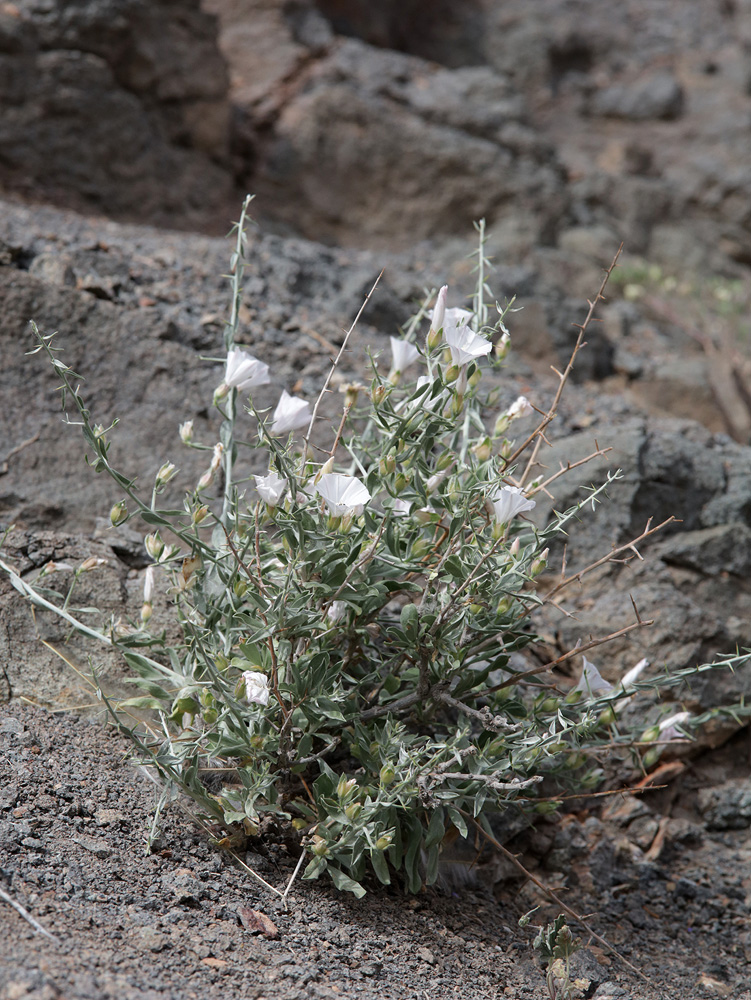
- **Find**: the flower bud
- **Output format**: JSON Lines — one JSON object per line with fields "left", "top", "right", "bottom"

{"left": 213, "top": 383, "right": 230, "bottom": 405}
{"left": 599, "top": 706, "right": 617, "bottom": 726}
{"left": 472, "top": 437, "right": 492, "bottom": 462}
{"left": 468, "top": 365, "right": 482, "bottom": 389}
{"left": 375, "top": 834, "right": 393, "bottom": 851}
{"left": 110, "top": 500, "right": 128, "bottom": 526}
{"left": 155, "top": 461, "right": 177, "bottom": 490}
{"left": 429, "top": 285, "right": 447, "bottom": 339}
{"left": 494, "top": 413, "right": 511, "bottom": 437}
{"left": 445, "top": 363, "right": 460, "bottom": 384}
{"left": 371, "top": 383, "right": 387, "bottom": 405}
{"left": 144, "top": 532, "right": 164, "bottom": 561}
{"left": 310, "top": 835, "right": 329, "bottom": 857}
{"left": 379, "top": 763, "right": 396, "bottom": 786}
{"left": 530, "top": 548, "right": 549, "bottom": 578}
{"left": 509, "top": 537, "right": 521, "bottom": 557}
{"left": 337, "top": 776, "right": 357, "bottom": 799}
{"left": 345, "top": 802, "right": 362, "bottom": 822}
{"left": 427, "top": 327, "right": 442, "bottom": 351}
{"left": 496, "top": 596, "right": 513, "bottom": 616}
{"left": 379, "top": 454, "right": 396, "bottom": 477}
{"left": 341, "top": 382, "right": 363, "bottom": 408}
{"left": 192, "top": 504, "right": 211, "bottom": 525}
{"left": 179, "top": 420, "right": 194, "bottom": 444}
{"left": 495, "top": 332, "right": 510, "bottom": 360}
{"left": 394, "top": 472, "right": 410, "bottom": 493}
{"left": 79, "top": 557, "right": 107, "bottom": 572}
{"left": 140, "top": 602, "right": 153, "bottom": 623}
{"left": 410, "top": 539, "right": 433, "bottom": 559}
{"left": 314, "top": 457, "right": 335, "bottom": 484}
{"left": 534, "top": 801, "right": 560, "bottom": 815}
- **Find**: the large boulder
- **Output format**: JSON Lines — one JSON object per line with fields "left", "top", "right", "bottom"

{"left": 531, "top": 417, "right": 751, "bottom": 724}
{"left": 0, "top": 0, "right": 236, "bottom": 230}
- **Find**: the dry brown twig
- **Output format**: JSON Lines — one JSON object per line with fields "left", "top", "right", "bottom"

{"left": 503, "top": 245, "right": 624, "bottom": 486}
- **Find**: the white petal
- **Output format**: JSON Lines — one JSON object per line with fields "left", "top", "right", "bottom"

{"left": 429, "top": 285, "right": 448, "bottom": 332}
{"left": 225, "top": 349, "right": 270, "bottom": 390}
{"left": 254, "top": 471, "right": 287, "bottom": 505}
{"left": 573, "top": 656, "right": 614, "bottom": 697}
{"left": 270, "top": 390, "right": 311, "bottom": 434}
{"left": 143, "top": 565, "right": 156, "bottom": 603}
{"left": 658, "top": 711, "right": 691, "bottom": 733}
{"left": 621, "top": 657, "right": 650, "bottom": 691}
{"left": 243, "top": 670, "right": 270, "bottom": 707}
{"left": 506, "top": 395, "right": 534, "bottom": 420}
{"left": 316, "top": 473, "right": 372, "bottom": 514}
{"left": 444, "top": 325, "right": 493, "bottom": 366}
{"left": 389, "top": 337, "right": 420, "bottom": 373}
{"left": 489, "top": 485, "right": 536, "bottom": 524}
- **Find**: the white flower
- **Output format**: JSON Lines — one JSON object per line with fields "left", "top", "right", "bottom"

{"left": 505, "top": 395, "right": 534, "bottom": 420}
{"left": 442, "top": 306, "right": 474, "bottom": 332}
{"left": 487, "top": 485, "right": 536, "bottom": 525}
{"left": 224, "top": 349, "right": 270, "bottom": 391}
{"left": 254, "top": 471, "right": 287, "bottom": 505}
{"left": 621, "top": 657, "right": 650, "bottom": 691}
{"left": 614, "top": 656, "right": 650, "bottom": 711}
{"left": 179, "top": 420, "right": 194, "bottom": 444}
{"left": 143, "top": 565, "right": 156, "bottom": 604}
{"left": 406, "top": 376, "right": 442, "bottom": 412}
{"left": 429, "top": 285, "right": 448, "bottom": 333}
{"left": 658, "top": 711, "right": 692, "bottom": 740}
{"left": 316, "top": 473, "right": 372, "bottom": 515}
{"left": 572, "top": 656, "right": 614, "bottom": 698}
{"left": 326, "top": 601, "right": 347, "bottom": 624}
{"left": 389, "top": 337, "right": 420, "bottom": 375}
{"left": 270, "top": 390, "right": 310, "bottom": 435}
{"left": 242, "top": 670, "right": 270, "bottom": 707}
{"left": 444, "top": 324, "right": 493, "bottom": 366}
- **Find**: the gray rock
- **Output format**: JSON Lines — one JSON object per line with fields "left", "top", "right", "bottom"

{"left": 590, "top": 72, "right": 684, "bottom": 121}
{"left": 0, "top": 0, "right": 235, "bottom": 230}
{"left": 244, "top": 38, "right": 567, "bottom": 249}
{"left": 698, "top": 779, "right": 751, "bottom": 830}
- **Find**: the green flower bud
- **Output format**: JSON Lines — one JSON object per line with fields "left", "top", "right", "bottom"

{"left": 371, "top": 383, "right": 387, "bottom": 405}
{"left": 410, "top": 539, "right": 433, "bottom": 559}
{"left": 110, "top": 500, "right": 128, "bottom": 526}
{"left": 310, "top": 835, "right": 329, "bottom": 857}
{"left": 379, "top": 454, "right": 396, "bottom": 476}
{"left": 337, "top": 776, "right": 357, "bottom": 799}
{"left": 345, "top": 802, "right": 362, "bottom": 822}
{"left": 144, "top": 532, "right": 164, "bottom": 561}
{"left": 599, "top": 706, "right": 617, "bottom": 726}
{"left": 379, "top": 764, "right": 396, "bottom": 786}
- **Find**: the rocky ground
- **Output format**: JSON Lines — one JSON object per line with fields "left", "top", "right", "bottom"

{"left": 3, "top": 1, "right": 751, "bottom": 998}
{"left": 2, "top": 703, "right": 751, "bottom": 1000}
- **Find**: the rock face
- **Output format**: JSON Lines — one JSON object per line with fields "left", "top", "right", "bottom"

{"left": 0, "top": 0, "right": 236, "bottom": 230}
{"left": 531, "top": 417, "right": 751, "bottom": 726}
{"left": 240, "top": 37, "right": 567, "bottom": 248}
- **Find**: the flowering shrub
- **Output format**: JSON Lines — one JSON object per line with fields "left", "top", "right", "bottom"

{"left": 4, "top": 199, "right": 750, "bottom": 898}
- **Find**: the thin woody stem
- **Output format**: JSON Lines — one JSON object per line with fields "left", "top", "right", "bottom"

{"left": 300, "top": 270, "right": 383, "bottom": 472}
{"left": 501, "top": 246, "right": 622, "bottom": 484}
